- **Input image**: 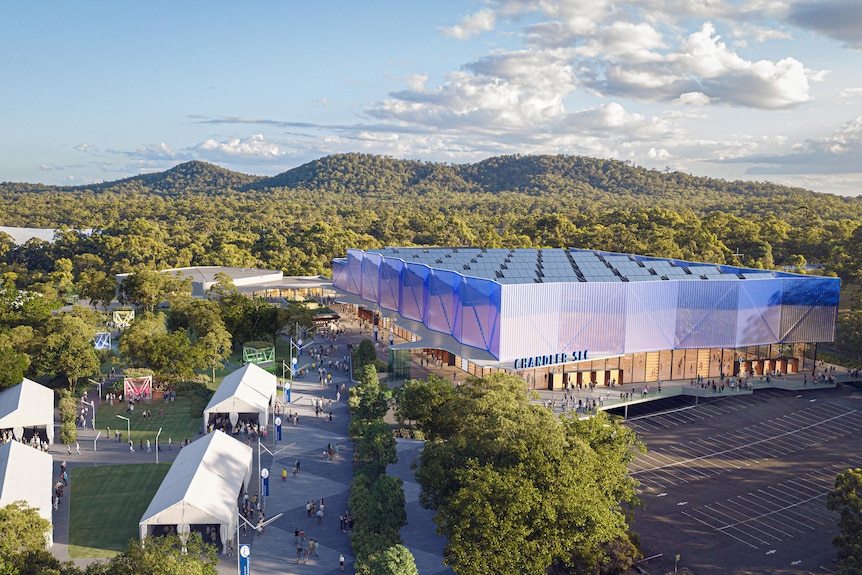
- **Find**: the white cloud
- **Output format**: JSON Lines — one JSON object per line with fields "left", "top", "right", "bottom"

{"left": 441, "top": 8, "right": 496, "bottom": 40}
{"left": 647, "top": 147, "right": 671, "bottom": 159}
{"left": 134, "top": 142, "right": 177, "bottom": 160}
{"left": 195, "top": 134, "right": 283, "bottom": 159}
{"left": 729, "top": 23, "right": 792, "bottom": 44}
{"left": 839, "top": 87, "right": 862, "bottom": 100}
{"left": 573, "top": 102, "right": 645, "bottom": 129}
{"left": 369, "top": 49, "right": 577, "bottom": 129}
{"left": 574, "top": 21, "right": 666, "bottom": 62}
{"left": 675, "top": 23, "right": 750, "bottom": 78}
{"left": 593, "top": 23, "right": 816, "bottom": 109}
{"left": 729, "top": 116, "right": 862, "bottom": 175}
{"left": 406, "top": 73, "right": 429, "bottom": 91}
{"left": 674, "top": 92, "right": 712, "bottom": 105}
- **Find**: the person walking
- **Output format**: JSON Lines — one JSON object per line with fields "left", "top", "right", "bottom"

{"left": 339, "top": 553, "right": 345, "bottom": 571}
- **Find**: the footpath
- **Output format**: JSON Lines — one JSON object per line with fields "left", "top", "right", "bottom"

{"left": 47, "top": 323, "right": 453, "bottom": 575}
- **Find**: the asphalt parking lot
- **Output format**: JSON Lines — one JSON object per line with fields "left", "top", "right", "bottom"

{"left": 624, "top": 384, "right": 862, "bottom": 575}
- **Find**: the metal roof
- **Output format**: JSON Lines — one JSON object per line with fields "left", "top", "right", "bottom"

{"left": 367, "top": 247, "right": 793, "bottom": 284}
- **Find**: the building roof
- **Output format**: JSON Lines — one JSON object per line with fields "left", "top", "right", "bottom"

{"left": 0, "top": 378, "right": 55, "bottom": 444}
{"left": 203, "top": 363, "right": 277, "bottom": 426}
{"left": 139, "top": 430, "right": 253, "bottom": 539}
{"left": 368, "top": 247, "right": 785, "bottom": 284}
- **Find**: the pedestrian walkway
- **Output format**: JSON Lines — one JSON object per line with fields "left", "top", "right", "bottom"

{"left": 46, "top": 320, "right": 453, "bottom": 575}
{"left": 225, "top": 323, "right": 451, "bottom": 575}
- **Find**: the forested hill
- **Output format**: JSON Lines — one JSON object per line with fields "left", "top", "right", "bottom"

{"left": 1, "top": 153, "right": 861, "bottom": 283}
{"left": 89, "top": 160, "right": 265, "bottom": 195}
{"left": 1, "top": 153, "right": 859, "bottom": 218}
{"left": 252, "top": 153, "right": 862, "bottom": 219}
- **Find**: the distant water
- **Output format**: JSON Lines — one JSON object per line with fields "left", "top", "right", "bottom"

{"left": 0, "top": 226, "right": 91, "bottom": 245}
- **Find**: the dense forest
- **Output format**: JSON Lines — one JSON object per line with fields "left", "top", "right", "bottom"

{"left": 2, "top": 153, "right": 861, "bottom": 287}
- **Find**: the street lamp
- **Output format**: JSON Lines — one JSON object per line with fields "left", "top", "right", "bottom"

{"left": 93, "top": 431, "right": 101, "bottom": 466}
{"left": 155, "top": 427, "right": 162, "bottom": 464}
{"left": 257, "top": 439, "right": 294, "bottom": 513}
{"left": 88, "top": 378, "right": 102, "bottom": 403}
{"left": 285, "top": 338, "right": 302, "bottom": 404}
{"left": 116, "top": 414, "right": 130, "bottom": 446}
{"left": 81, "top": 398, "right": 95, "bottom": 431}
{"left": 236, "top": 508, "right": 283, "bottom": 573}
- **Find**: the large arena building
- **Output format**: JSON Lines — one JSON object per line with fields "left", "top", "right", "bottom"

{"left": 332, "top": 247, "right": 840, "bottom": 389}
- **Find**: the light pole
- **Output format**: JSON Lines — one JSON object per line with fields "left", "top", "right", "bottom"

{"left": 81, "top": 398, "right": 95, "bottom": 431}
{"left": 257, "top": 439, "right": 294, "bottom": 513}
{"left": 155, "top": 427, "right": 162, "bottom": 464}
{"left": 116, "top": 414, "right": 130, "bottom": 445}
{"left": 88, "top": 378, "right": 102, "bottom": 403}
{"left": 236, "top": 507, "right": 283, "bottom": 573}
{"left": 93, "top": 430, "right": 101, "bottom": 466}
{"left": 286, "top": 338, "right": 302, "bottom": 404}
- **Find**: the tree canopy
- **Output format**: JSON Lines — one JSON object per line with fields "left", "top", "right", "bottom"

{"left": 827, "top": 467, "right": 862, "bottom": 574}
{"left": 398, "top": 373, "right": 644, "bottom": 575}
{"left": 0, "top": 501, "right": 52, "bottom": 563}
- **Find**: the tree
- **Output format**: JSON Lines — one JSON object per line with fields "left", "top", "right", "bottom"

{"left": 359, "top": 544, "right": 419, "bottom": 575}
{"left": 827, "top": 468, "right": 862, "bottom": 574}
{"left": 50, "top": 258, "right": 75, "bottom": 295}
{"left": 119, "top": 269, "right": 189, "bottom": 313}
{"left": 0, "top": 341, "right": 28, "bottom": 390}
{"left": 118, "top": 313, "right": 166, "bottom": 369}
{"left": 58, "top": 391, "right": 78, "bottom": 445}
{"left": 350, "top": 474, "right": 407, "bottom": 559}
{"left": 86, "top": 532, "right": 218, "bottom": 575}
{"left": 353, "top": 419, "right": 398, "bottom": 477}
{"left": 5, "top": 548, "right": 84, "bottom": 575}
{"left": 7, "top": 548, "right": 84, "bottom": 575}
{"left": 0, "top": 501, "right": 52, "bottom": 561}
{"left": 0, "top": 283, "right": 56, "bottom": 331}
{"left": 351, "top": 339, "right": 381, "bottom": 379}
{"left": 146, "top": 328, "right": 201, "bottom": 381}
{"left": 167, "top": 295, "right": 232, "bottom": 380}
{"left": 77, "top": 269, "right": 117, "bottom": 311}
{"left": 407, "top": 373, "right": 643, "bottom": 575}
{"left": 348, "top": 365, "right": 389, "bottom": 436}
{"left": 199, "top": 328, "right": 232, "bottom": 383}
{"left": 394, "top": 374, "right": 460, "bottom": 441}
{"left": 36, "top": 314, "right": 99, "bottom": 392}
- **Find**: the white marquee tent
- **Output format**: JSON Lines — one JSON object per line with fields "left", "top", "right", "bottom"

{"left": 0, "top": 378, "right": 55, "bottom": 445}
{"left": 138, "top": 430, "right": 253, "bottom": 554}
{"left": 0, "top": 440, "right": 54, "bottom": 547}
{"left": 203, "top": 363, "right": 276, "bottom": 430}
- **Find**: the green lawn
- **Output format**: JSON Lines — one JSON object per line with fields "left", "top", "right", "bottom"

{"left": 95, "top": 395, "right": 202, "bottom": 446}
{"left": 68, "top": 463, "right": 171, "bottom": 557}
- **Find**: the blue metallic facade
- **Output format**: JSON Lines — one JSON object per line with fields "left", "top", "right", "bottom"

{"left": 332, "top": 248, "right": 839, "bottom": 363}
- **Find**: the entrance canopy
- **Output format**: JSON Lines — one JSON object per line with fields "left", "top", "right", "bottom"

{"left": 138, "top": 430, "right": 253, "bottom": 553}
{"left": 203, "top": 363, "right": 277, "bottom": 428}
{"left": 0, "top": 440, "right": 54, "bottom": 547}
{"left": 0, "top": 378, "right": 55, "bottom": 445}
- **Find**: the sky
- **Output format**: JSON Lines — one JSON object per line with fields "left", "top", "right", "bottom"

{"left": 1, "top": 1, "right": 862, "bottom": 196}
